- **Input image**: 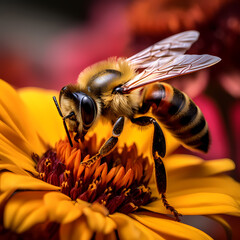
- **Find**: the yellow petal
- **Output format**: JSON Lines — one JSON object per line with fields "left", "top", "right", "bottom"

{"left": 103, "top": 217, "right": 118, "bottom": 235}
{"left": 60, "top": 217, "right": 93, "bottom": 240}
{"left": 83, "top": 207, "right": 107, "bottom": 232}
{"left": 43, "top": 192, "right": 86, "bottom": 224}
{"left": 88, "top": 114, "right": 179, "bottom": 159}
{"left": 110, "top": 212, "right": 164, "bottom": 240}
{"left": 16, "top": 205, "right": 48, "bottom": 233}
{"left": 56, "top": 200, "right": 83, "bottom": 224}
{"left": 0, "top": 145, "right": 37, "bottom": 174}
{"left": 0, "top": 190, "right": 15, "bottom": 206}
{"left": 0, "top": 80, "right": 45, "bottom": 155}
{"left": 3, "top": 191, "right": 47, "bottom": 232}
{"left": 0, "top": 162, "right": 30, "bottom": 176}
{"left": 91, "top": 202, "right": 109, "bottom": 216}
{"left": 0, "top": 172, "right": 60, "bottom": 192}
{"left": 143, "top": 192, "right": 240, "bottom": 216}
{"left": 131, "top": 212, "right": 213, "bottom": 240}
{"left": 165, "top": 155, "right": 235, "bottom": 179}
{"left": 165, "top": 154, "right": 203, "bottom": 171}
{"left": 119, "top": 119, "right": 179, "bottom": 158}
{"left": 18, "top": 88, "right": 66, "bottom": 147}
{"left": 0, "top": 120, "right": 33, "bottom": 157}
{"left": 161, "top": 124, "right": 181, "bottom": 156}
{"left": 89, "top": 120, "right": 112, "bottom": 146}
{"left": 95, "top": 231, "right": 118, "bottom": 240}
{"left": 83, "top": 207, "right": 116, "bottom": 234}
{"left": 167, "top": 176, "right": 240, "bottom": 200}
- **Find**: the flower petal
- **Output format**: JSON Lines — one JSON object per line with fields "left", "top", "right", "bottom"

{"left": 60, "top": 217, "right": 93, "bottom": 240}
{"left": 161, "top": 157, "right": 240, "bottom": 200}
{"left": 0, "top": 172, "right": 59, "bottom": 192}
{"left": 164, "top": 154, "right": 235, "bottom": 180}
{"left": 43, "top": 192, "right": 87, "bottom": 224}
{"left": 16, "top": 204, "right": 48, "bottom": 233}
{"left": 146, "top": 156, "right": 240, "bottom": 217}
{"left": 3, "top": 191, "right": 48, "bottom": 233}
{"left": 0, "top": 190, "right": 15, "bottom": 206}
{"left": 0, "top": 144, "right": 36, "bottom": 174}
{"left": 167, "top": 176, "right": 240, "bottom": 200}
{"left": 110, "top": 212, "right": 165, "bottom": 240}
{"left": 95, "top": 231, "right": 118, "bottom": 240}
{"left": 149, "top": 156, "right": 239, "bottom": 199}
{"left": 0, "top": 80, "right": 45, "bottom": 155}
{"left": 18, "top": 88, "right": 66, "bottom": 147}
{"left": 0, "top": 121, "right": 38, "bottom": 168}
{"left": 164, "top": 154, "right": 203, "bottom": 171}
{"left": 83, "top": 207, "right": 116, "bottom": 234}
{"left": 0, "top": 161, "right": 30, "bottom": 176}
{"left": 103, "top": 217, "right": 118, "bottom": 235}
{"left": 0, "top": 120, "right": 34, "bottom": 158}
{"left": 143, "top": 192, "right": 240, "bottom": 216}
{"left": 118, "top": 120, "right": 180, "bottom": 159}
{"left": 165, "top": 155, "right": 235, "bottom": 176}
{"left": 131, "top": 212, "right": 213, "bottom": 240}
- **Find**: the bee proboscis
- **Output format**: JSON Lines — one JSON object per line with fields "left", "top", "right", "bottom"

{"left": 53, "top": 31, "right": 220, "bottom": 221}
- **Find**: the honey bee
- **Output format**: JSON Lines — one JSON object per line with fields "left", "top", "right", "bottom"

{"left": 53, "top": 31, "right": 220, "bottom": 220}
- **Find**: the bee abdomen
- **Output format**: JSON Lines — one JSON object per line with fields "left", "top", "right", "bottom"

{"left": 140, "top": 83, "right": 209, "bottom": 153}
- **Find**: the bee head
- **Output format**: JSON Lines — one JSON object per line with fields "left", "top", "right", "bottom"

{"left": 59, "top": 85, "right": 98, "bottom": 141}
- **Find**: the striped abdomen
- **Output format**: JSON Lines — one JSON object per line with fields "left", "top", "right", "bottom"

{"left": 140, "top": 83, "right": 209, "bottom": 152}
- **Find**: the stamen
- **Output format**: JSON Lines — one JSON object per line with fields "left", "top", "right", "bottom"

{"left": 36, "top": 134, "right": 153, "bottom": 214}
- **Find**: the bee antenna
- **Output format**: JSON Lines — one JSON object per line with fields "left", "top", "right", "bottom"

{"left": 52, "top": 96, "right": 73, "bottom": 147}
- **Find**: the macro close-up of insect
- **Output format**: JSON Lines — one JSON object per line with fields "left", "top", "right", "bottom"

{"left": 53, "top": 30, "right": 220, "bottom": 220}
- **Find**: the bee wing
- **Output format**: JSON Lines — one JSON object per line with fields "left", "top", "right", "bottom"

{"left": 121, "top": 54, "right": 221, "bottom": 93}
{"left": 127, "top": 31, "right": 200, "bottom": 69}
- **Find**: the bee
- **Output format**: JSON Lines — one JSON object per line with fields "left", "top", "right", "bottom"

{"left": 53, "top": 31, "right": 220, "bottom": 220}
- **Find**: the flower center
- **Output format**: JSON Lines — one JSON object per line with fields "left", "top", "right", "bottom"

{"left": 35, "top": 135, "right": 153, "bottom": 214}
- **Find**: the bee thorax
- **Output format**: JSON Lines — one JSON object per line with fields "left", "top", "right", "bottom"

{"left": 101, "top": 92, "right": 140, "bottom": 121}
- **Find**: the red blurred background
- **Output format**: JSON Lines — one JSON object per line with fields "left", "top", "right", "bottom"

{"left": 0, "top": 0, "right": 239, "bottom": 238}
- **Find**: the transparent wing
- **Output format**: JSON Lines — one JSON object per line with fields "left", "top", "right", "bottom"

{"left": 122, "top": 54, "right": 221, "bottom": 93}
{"left": 127, "top": 31, "right": 200, "bottom": 69}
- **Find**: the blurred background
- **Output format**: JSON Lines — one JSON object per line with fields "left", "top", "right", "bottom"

{"left": 0, "top": 0, "right": 239, "bottom": 238}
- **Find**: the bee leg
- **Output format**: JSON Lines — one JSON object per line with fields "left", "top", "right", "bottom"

{"left": 74, "top": 132, "right": 80, "bottom": 143}
{"left": 131, "top": 116, "right": 181, "bottom": 221}
{"left": 81, "top": 116, "right": 125, "bottom": 167}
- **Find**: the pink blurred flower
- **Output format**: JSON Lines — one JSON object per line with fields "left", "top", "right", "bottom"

{"left": 220, "top": 72, "right": 240, "bottom": 98}
{"left": 0, "top": 47, "right": 39, "bottom": 88}
{"left": 230, "top": 102, "right": 240, "bottom": 177}
{"left": 194, "top": 95, "right": 230, "bottom": 159}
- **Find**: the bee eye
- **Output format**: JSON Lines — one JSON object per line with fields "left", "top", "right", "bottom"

{"left": 81, "top": 96, "right": 97, "bottom": 126}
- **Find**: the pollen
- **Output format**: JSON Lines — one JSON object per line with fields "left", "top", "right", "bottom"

{"left": 35, "top": 134, "right": 153, "bottom": 214}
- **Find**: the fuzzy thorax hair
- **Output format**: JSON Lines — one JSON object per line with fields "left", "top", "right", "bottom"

{"left": 77, "top": 58, "right": 141, "bottom": 121}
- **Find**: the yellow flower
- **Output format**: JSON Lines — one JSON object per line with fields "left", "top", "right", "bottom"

{"left": 0, "top": 79, "right": 240, "bottom": 240}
